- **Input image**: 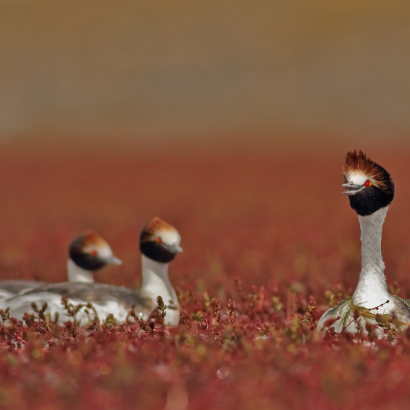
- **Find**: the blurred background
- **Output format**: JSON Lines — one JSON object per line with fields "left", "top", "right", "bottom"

{"left": 1, "top": 0, "right": 410, "bottom": 146}
{"left": 1, "top": 0, "right": 410, "bottom": 296}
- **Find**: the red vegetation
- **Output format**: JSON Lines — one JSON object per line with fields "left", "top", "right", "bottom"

{"left": 1, "top": 144, "right": 410, "bottom": 409}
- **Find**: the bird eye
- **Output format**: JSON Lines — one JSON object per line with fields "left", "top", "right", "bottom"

{"left": 156, "top": 237, "right": 163, "bottom": 244}
{"left": 364, "top": 180, "right": 372, "bottom": 187}
{"left": 90, "top": 250, "right": 98, "bottom": 256}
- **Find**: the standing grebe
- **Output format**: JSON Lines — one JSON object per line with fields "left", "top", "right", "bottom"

{"left": 1, "top": 217, "right": 182, "bottom": 325}
{"left": 0, "top": 230, "right": 122, "bottom": 299}
{"left": 318, "top": 151, "right": 410, "bottom": 335}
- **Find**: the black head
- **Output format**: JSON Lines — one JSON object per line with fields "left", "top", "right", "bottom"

{"left": 342, "top": 151, "right": 395, "bottom": 217}
{"left": 69, "top": 230, "right": 122, "bottom": 271}
{"left": 139, "top": 217, "right": 183, "bottom": 263}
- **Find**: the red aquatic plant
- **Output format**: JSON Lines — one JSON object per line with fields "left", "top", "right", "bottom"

{"left": 0, "top": 144, "right": 410, "bottom": 409}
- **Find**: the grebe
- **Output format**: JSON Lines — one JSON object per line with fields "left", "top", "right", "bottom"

{"left": 0, "top": 230, "right": 122, "bottom": 299}
{"left": 317, "top": 151, "right": 410, "bottom": 336}
{"left": 2, "top": 217, "right": 182, "bottom": 326}
{"left": 66, "top": 229, "right": 122, "bottom": 282}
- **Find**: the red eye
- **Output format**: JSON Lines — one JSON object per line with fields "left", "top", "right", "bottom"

{"left": 156, "top": 237, "right": 162, "bottom": 244}
{"left": 364, "top": 180, "right": 372, "bottom": 187}
{"left": 90, "top": 250, "right": 98, "bottom": 256}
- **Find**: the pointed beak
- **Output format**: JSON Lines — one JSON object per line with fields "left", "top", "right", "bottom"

{"left": 104, "top": 255, "right": 123, "bottom": 265}
{"left": 162, "top": 243, "right": 183, "bottom": 254}
{"left": 342, "top": 183, "right": 365, "bottom": 196}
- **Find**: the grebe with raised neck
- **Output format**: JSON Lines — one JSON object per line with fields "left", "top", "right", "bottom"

{"left": 318, "top": 151, "right": 410, "bottom": 335}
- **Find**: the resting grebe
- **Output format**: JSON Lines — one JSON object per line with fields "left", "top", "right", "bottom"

{"left": 0, "top": 230, "right": 122, "bottom": 298}
{"left": 2, "top": 217, "right": 182, "bottom": 326}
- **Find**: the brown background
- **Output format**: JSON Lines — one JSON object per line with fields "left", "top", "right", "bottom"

{"left": 1, "top": 0, "right": 410, "bottom": 144}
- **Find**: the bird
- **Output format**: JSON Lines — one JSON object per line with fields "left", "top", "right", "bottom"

{"left": 1, "top": 217, "right": 182, "bottom": 326}
{"left": 317, "top": 150, "right": 410, "bottom": 336}
{"left": 0, "top": 230, "right": 122, "bottom": 299}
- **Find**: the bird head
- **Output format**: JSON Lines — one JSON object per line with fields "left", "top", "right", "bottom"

{"left": 139, "top": 217, "right": 182, "bottom": 263}
{"left": 342, "top": 150, "right": 394, "bottom": 216}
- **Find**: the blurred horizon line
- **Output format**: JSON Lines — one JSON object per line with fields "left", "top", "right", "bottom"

{"left": 1, "top": 130, "right": 409, "bottom": 159}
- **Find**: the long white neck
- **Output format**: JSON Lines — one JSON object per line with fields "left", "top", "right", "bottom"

{"left": 67, "top": 259, "right": 94, "bottom": 283}
{"left": 140, "top": 255, "right": 179, "bottom": 310}
{"left": 352, "top": 207, "right": 391, "bottom": 310}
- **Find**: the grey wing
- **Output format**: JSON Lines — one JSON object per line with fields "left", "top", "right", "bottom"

{"left": 20, "top": 282, "right": 155, "bottom": 316}
{"left": 392, "top": 295, "right": 410, "bottom": 322}
{"left": 394, "top": 295, "right": 410, "bottom": 311}
{"left": 70, "top": 283, "right": 156, "bottom": 313}
{"left": 0, "top": 280, "right": 46, "bottom": 294}
{"left": 317, "top": 299, "right": 351, "bottom": 333}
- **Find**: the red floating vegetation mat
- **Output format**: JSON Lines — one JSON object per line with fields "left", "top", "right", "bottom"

{"left": 0, "top": 145, "right": 410, "bottom": 409}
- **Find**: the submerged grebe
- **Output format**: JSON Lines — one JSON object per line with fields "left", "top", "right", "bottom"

{"left": 2, "top": 217, "right": 182, "bottom": 326}
{"left": 318, "top": 151, "right": 410, "bottom": 335}
{"left": 0, "top": 230, "right": 122, "bottom": 299}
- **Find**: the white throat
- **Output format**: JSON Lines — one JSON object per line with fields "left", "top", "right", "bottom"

{"left": 140, "top": 255, "right": 179, "bottom": 311}
{"left": 67, "top": 259, "right": 95, "bottom": 283}
{"left": 352, "top": 207, "right": 392, "bottom": 311}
